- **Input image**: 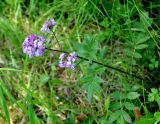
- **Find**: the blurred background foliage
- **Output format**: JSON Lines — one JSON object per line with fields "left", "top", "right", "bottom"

{"left": 0, "top": 0, "right": 160, "bottom": 123}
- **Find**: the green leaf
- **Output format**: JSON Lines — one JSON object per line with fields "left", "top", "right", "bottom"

{"left": 151, "top": 88, "right": 158, "bottom": 94}
{"left": 148, "top": 88, "right": 159, "bottom": 102}
{"left": 125, "top": 49, "right": 142, "bottom": 59}
{"left": 0, "top": 86, "right": 10, "bottom": 124}
{"left": 111, "top": 91, "right": 126, "bottom": 100}
{"left": 109, "top": 110, "right": 121, "bottom": 123}
{"left": 140, "top": 11, "right": 153, "bottom": 28}
{"left": 40, "top": 74, "right": 50, "bottom": 86}
{"left": 133, "top": 52, "right": 142, "bottom": 59}
{"left": 135, "top": 44, "right": 148, "bottom": 50}
{"left": 87, "top": 65, "right": 106, "bottom": 76}
{"left": 148, "top": 93, "right": 155, "bottom": 102}
{"left": 154, "top": 112, "right": 160, "bottom": 121}
{"left": 149, "top": 64, "right": 154, "bottom": 70}
{"left": 155, "top": 61, "right": 158, "bottom": 68}
{"left": 123, "top": 102, "right": 135, "bottom": 110}
{"left": 27, "top": 92, "right": 40, "bottom": 124}
{"left": 93, "top": 76, "right": 105, "bottom": 83}
{"left": 121, "top": 110, "right": 132, "bottom": 123}
{"left": 100, "top": 18, "right": 109, "bottom": 28}
{"left": 136, "top": 35, "right": 150, "bottom": 44}
{"left": 76, "top": 34, "right": 99, "bottom": 60}
{"left": 50, "top": 79, "right": 62, "bottom": 85}
{"left": 105, "top": 96, "right": 110, "bottom": 112}
{"left": 155, "top": 95, "right": 160, "bottom": 109}
{"left": 96, "top": 31, "right": 106, "bottom": 42}
{"left": 81, "top": 75, "right": 104, "bottom": 84}
{"left": 127, "top": 92, "right": 140, "bottom": 100}
{"left": 132, "top": 22, "right": 146, "bottom": 32}
{"left": 110, "top": 102, "right": 121, "bottom": 110}
{"left": 116, "top": 116, "right": 125, "bottom": 124}
{"left": 131, "top": 84, "right": 141, "bottom": 91}
{"left": 82, "top": 81, "right": 101, "bottom": 102}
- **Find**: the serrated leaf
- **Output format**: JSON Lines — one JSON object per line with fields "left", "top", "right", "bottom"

{"left": 108, "top": 110, "right": 121, "bottom": 123}
{"left": 135, "top": 44, "right": 148, "bottom": 50}
{"left": 127, "top": 92, "right": 140, "bottom": 100}
{"left": 87, "top": 65, "right": 105, "bottom": 74}
{"left": 132, "top": 22, "right": 146, "bottom": 32}
{"left": 111, "top": 91, "right": 126, "bottom": 100}
{"left": 76, "top": 35, "right": 99, "bottom": 60}
{"left": 81, "top": 75, "right": 104, "bottom": 84}
{"left": 82, "top": 81, "right": 101, "bottom": 102}
{"left": 110, "top": 102, "right": 121, "bottom": 110}
{"left": 124, "top": 102, "right": 135, "bottom": 110}
{"left": 125, "top": 48, "right": 132, "bottom": 55}
{"left": 133, "top": 52, "right": 142, "bottom": 59}
{"left": 136, "top": 36, "right": 150, "bottom": 44}
{"left": 117, "top": 116, "right": 125, "bottom": 124}
{"left": 148, "top": 93, "right": 155, "bottom": 102}
{"left": 94, "top": 76, "right": 105, "bottom": 83}
{"left": 125, "top": 49, "right": 142, "bottom": 59}
{"left": 121, "top": 110, "right": 132, "bottom": 123}
{"left": 140, "top": 11, "right": 153, "bottom": 28}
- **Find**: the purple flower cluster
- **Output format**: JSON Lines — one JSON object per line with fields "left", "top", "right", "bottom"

{"left": 22, "top": 18, "right": 57, "bottom": 58}
{"left": 40, "top": 18, "right": 56, "bottom": 33}
{"left": 59, "top": 52, "right": 78, "bottom": 70}
{"left": 22, "top": 34, "right": 46, "bottom": 58}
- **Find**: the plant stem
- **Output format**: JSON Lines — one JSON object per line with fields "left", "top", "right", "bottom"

{"left": 51, "top": 31, "right": 61, "bottom": 50}
{"left": 46, "top": 48, "right": 145, "bottom": 81}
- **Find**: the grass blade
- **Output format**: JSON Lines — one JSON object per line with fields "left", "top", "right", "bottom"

{"left": 0, "top": 85, "right": 10, "bottom": 124}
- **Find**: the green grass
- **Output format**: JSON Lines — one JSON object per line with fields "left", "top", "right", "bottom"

{"left": 0, "top": 0, "right": 160, "bottom": 123}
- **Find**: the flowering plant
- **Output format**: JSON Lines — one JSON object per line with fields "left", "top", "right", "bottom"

{"left": 22, "top": 18, "right": 144, "bottom": 79}
{"left": 40, "top": 18, "right": 56, "bottom": 33}
{"left": 22, "top": 34, "right": 46, "bottom": 58}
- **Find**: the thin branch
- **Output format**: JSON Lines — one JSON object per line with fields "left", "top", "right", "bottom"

{"left": 46, "top": 48, "right": 145, "bottom": 81}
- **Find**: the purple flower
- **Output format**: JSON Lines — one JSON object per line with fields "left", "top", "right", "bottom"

{"left": 58, "top": 52, "right": 78, "bottom": 70}
{"left": 59, "top": 53, "right": 65, "bottom": 60}
{"left": 69, "top": 52, "right": 77, "bottom": 62}
{"left": 59, "top": 61, "right": 66, "bottom": 68}
{"left": 22, "top": 34, "right": 46, "bottom": 58}
{"left": 40, "top": 18, "right": 56, "bottom": 33}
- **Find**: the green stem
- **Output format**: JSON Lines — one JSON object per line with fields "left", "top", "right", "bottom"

{"left": 52, "top": 31, "right": 61, "bottom": 50}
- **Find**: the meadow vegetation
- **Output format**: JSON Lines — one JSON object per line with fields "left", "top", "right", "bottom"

{"left": 0, "top": 0, "right": 160, "bottom": 123}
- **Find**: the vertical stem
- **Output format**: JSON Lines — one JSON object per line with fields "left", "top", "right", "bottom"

{"left": 52, "top": 31, "right": 62, "bottom": 50}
